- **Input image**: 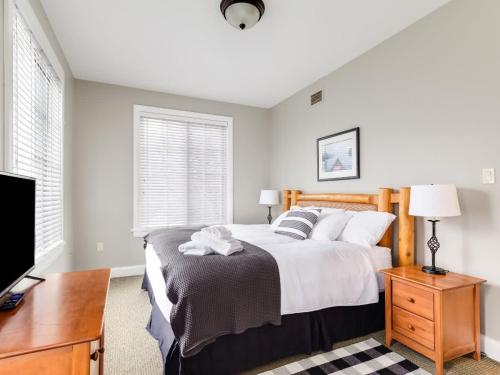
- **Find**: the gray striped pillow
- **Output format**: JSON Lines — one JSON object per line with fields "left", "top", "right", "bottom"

{"left": 275, "top": 209, "right": 321, "bottom": 240}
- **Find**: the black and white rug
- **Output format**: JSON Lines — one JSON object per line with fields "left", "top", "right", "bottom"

{"left": 260, "top": 338, "right": 430, "bottom": 375}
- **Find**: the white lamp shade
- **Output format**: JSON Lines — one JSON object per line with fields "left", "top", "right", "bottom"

{"left": 409, "top": 184, "right": 461, "bottom": 218}
{"left": 259, "top": 190, "right": 279, "bottom": 206}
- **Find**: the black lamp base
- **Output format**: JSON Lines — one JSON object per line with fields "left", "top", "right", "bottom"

{"left": 422, "top": 265, "right": 448, "bottom": 275}
{"left": 422, "top": 219, "right": 448, "bottom": 276}
{"left": 266, "top": 206, "right": 273, "bottom": 225}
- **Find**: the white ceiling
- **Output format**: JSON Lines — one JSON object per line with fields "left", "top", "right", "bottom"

{"left": 40, "top": 0, "right": 450, "bottom": 108}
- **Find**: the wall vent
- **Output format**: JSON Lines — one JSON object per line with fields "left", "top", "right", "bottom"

{"left": 311, "top": 90, "right": 322, "bottom": 106}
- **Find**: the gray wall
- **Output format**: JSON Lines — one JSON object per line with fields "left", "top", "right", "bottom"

{"left": 0, "top": 0, "right": 74, "bottom": 273}
{"left": 6, "top": 0, "right": 498, "bottom": 355}
{"left": 270, "top": 0, "right": 500, "bottom": 349}
{"left": 73, "top": 80, "right": 270, "bottom": 270}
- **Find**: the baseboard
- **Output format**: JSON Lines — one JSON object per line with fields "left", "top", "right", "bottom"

{"left": 110, "top": 265, "right": 145, "bottom": 278}
{"left": 482, "top": 334, "right": 500, "bottom": 362}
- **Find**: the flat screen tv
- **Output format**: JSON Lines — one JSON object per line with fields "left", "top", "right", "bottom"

{"left": 0, "top": 172, "right": 36, "bottom": 298}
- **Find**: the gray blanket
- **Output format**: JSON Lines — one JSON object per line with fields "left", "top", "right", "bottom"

{"left": 145, "top": 227, "right": 281, "bottom": 358}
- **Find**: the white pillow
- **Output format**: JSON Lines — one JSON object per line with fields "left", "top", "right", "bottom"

{"left": 309, "top": 212, "right": 351, "bottom": 241}
{"left": 339, "top": 211, "right": 396, "bottom": 247}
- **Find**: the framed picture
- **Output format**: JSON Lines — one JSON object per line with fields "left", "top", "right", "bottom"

{"left": 317, "top": 127, "right": 360, "bottom": 181}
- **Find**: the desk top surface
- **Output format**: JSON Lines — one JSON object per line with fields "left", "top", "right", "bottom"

{"left": 0, "top": 269, "right": 110, "bottom": 359}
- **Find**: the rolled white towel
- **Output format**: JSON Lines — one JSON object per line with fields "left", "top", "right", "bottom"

{"left": 191, "top": 232, "right": 244, "bottom": 256}
{"left": 178, "top": 241, "right": 213, "bottom": 255}
{"left": 201, "top": 226, "right": 233, "bottom": 241}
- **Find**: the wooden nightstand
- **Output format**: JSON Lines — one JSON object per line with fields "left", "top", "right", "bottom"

{"left": 382, "top": 265, "right": 486, "bottom": 375}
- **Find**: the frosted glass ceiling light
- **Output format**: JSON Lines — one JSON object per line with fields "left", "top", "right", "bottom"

{"left": 220, "top": 0, "right": 265, "bottom": 30}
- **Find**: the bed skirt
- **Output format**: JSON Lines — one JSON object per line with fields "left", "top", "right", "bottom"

{"left": 142, "top": 272, "right": 385, "bottom": 375}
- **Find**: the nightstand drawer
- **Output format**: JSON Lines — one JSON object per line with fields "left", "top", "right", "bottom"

{"left": 393, "top": 280, "right": 434, "bottom": 320}
{"left": 393, "top": 306, "right": 434, "bottom": 350}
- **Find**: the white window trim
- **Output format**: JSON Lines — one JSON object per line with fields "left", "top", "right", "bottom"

{"left": 132, "top": 105, "right": 234, "bottom": 237}
{"left": 3, "top": 0, "right": 66, "bottom": 264}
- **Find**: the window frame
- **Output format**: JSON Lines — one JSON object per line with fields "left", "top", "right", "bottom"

{"left": 132, "top": 105, "right": 233, "bottom": 237}
{"left": 3, "top": 0, "right": 66, "bottom": 262}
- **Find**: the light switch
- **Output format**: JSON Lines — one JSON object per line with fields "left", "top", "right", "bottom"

{"left": 97, "top": 242, "right": 104, "bottom": 252}
{"left": 482, "top": 168, "right": 495, "bottom": 184}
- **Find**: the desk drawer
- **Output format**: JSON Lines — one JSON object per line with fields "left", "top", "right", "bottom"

{"left": 0, "top": 346, "right": 73, "bottom": 375}
{"left": 393, "top": 280, "right": 434, "bottom": 320}
{"left": 393, "top": 306, "right": 435, "bottom": 350}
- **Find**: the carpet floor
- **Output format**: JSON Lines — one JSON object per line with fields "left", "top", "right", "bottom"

{"left": 105, "top": 276, "right": 500, "bottom": 374}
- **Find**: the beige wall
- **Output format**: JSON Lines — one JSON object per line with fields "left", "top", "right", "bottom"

{"left": 270, "top": 0, "right": 500, "bottom": 352}
{"left": 0, "top": 0, "right": 74, "bottom": 273}
{"left": 73, "top": 80, "right": 270, "bottom": 270}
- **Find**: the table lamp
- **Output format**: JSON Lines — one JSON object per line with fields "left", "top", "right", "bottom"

{"left": 409, "top": 184, "right": 461, "bottom": 275}
{"left": 259, "top": 190, "right": 279, "bottom": 224}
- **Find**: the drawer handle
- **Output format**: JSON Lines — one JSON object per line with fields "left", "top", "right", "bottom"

{"left": 90, "top": 347, "right": 105, "bottom": 361}
{"left": 407, "top": 297, "right": 415, "bottom": 303}
{"left": 407, "top": 323, "right": 415, "bottom": 331}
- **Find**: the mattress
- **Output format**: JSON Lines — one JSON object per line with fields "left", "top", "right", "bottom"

{"left": 145, "top": 224, "right": 392, "bottom": 323}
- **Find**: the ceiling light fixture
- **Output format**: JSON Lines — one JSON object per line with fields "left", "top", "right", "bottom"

{"left": 220, "top": 0, "right": 265, "bottom": 31}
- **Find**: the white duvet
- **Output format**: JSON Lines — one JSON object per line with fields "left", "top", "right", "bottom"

{"left": 145, "top": 224, "right": 392, "bottom": 322}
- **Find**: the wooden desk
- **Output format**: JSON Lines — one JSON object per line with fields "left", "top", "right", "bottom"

{"left": 0, "top": 269, "right": 110, "bottom": 375}
{"left": 382, "top": 265, "right": 486, "bottom": 375}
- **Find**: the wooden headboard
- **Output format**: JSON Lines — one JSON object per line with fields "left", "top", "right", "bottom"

{"left": 282, "top": 188, "right": 415, "bottom": 267}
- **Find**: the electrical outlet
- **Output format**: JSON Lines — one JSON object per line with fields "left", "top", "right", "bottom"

{"left": 97, "top": 242, "right": 104, "bottom": 252}
{"left": 482, "top": 168, "right": 495, "bottom": 184}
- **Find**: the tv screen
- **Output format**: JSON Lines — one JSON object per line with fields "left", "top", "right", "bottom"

{"left": 0, "top": 172, "right": 36, "bottom": 298}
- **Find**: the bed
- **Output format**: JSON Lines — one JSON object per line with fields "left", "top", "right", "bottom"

{"left": 142, "top": 188, "right": 415, "bottom": 374}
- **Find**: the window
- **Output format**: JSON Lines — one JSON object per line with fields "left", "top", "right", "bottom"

{"left": 9, "top": 7, "right": 64, "bottom": 256}
{"left": 133, "top": 105, "right": 233, "bottom": 236}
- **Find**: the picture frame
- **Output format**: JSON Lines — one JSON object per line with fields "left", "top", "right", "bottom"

{"left": 317, "top": 127, "right": 360, "bottom": 182}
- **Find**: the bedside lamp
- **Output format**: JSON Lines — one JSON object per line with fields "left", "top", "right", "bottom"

{"left": 410, "top": 184, "right": 461, "bottom": 275}
{"left": 259, "top": 190, "right": 279, "bottom": 224}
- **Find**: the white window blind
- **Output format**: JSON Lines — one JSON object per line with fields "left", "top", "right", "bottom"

{"left": 11, "top": 8, "right": 64, "bottom": 255}
{"left": 134, "top": 106, "right": 232, "bottom": 235}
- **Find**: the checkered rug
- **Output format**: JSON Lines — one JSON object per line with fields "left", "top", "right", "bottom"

{"left": 260, "top": 338, "right": 430, "bottom": 375}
